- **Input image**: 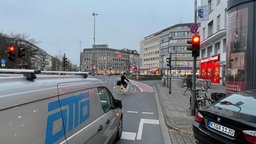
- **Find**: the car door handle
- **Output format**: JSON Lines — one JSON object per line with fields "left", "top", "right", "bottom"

{"left": 106, "top": 119, "right": 110, "bottom": 125}
{"left": 98, "top": 125, "right": 103, "bottom": 132}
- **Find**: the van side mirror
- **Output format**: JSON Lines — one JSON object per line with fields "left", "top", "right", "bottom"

{"left": 113, "top": 99, "right": 122, "bottom": 109}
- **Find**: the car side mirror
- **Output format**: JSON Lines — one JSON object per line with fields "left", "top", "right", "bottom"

{"left": 113, "top": 99, "right": 122, "bottom": 109}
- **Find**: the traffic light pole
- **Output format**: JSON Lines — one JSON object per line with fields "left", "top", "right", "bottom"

{"left": 191, "top": 56, "right": 197, "bottom": 116}
{"left": 169, "top": 52, "right": 172, "bottom": 94}
{"left": 190, "top": 0, "right": 198, "bottom": 116}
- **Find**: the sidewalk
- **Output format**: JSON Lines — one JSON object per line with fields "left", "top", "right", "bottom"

{"left": 155, "top": 79, "right": 225, "bottom": 143}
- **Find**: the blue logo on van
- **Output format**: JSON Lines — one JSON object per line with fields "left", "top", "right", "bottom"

{"left": 45, "top": 92, "right": 90, "bottom": 144}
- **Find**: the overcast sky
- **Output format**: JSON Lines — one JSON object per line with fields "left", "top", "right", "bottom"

{"left": 0, "top": 0, "right": 195, "bottom": 65}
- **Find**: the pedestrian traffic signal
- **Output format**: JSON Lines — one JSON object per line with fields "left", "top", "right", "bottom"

{"left": 187, "top": 35, "right": 200, "bottom": 57}
{"left": 18, "top": 47, "right": 25, "bottom": 57}
{"left": 7, "top": 45, "right": 16, "bottom": 61}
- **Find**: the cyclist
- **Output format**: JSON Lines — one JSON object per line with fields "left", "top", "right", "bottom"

{"left": 120, "top": 72, "right": 129, "bottom": 88}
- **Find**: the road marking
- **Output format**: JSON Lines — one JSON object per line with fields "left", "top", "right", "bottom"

{"left": 127, "top": 111, "right": 138, "bottom": 114}
{"left": 142, "top": 112, "right": 154, "bottom": 115}
{"left": 136, "top": 119, "right": 160, "bottom": 140}
{"left": 121, "top": 131, "right": 136, "bottom": 140}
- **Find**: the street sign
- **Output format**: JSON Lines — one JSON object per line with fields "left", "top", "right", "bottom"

{"left": 198, "top": 5, "right": 209, "bottom": 21}
{"left": 1, "top": 58, "right": 6, "bottom": 64}
{"left": 190, "top": 23, "right": 199, "bottom": 33}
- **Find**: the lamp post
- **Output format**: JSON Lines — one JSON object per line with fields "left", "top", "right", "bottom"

{"left": 79, "top": 41, "right": 82, "bottom": 71}
{"left": 92, "top": 12, "right": 98, "bottom": 46}
{"left": 92, "top": 12, "right": 98, "bottom": 75}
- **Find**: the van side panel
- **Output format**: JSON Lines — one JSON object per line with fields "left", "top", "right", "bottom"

{"left": 0, "top": 96, "right": 66, "bottom": 144}
{"left": 57, "top": 83, "right": 105, "bottom": 144}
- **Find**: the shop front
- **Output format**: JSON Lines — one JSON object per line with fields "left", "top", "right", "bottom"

{"left": 200, "top": 54, "right": 220, "bottom": 84}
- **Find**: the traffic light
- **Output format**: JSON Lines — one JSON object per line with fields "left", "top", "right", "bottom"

{"left": 118, "top": 54, "right": 122, "bottom": 59}
{"left": 7, "top": 45, "right": 16, "bottom": 61}
{"left": 187, "top": 35, "right": 200, "bottom": 57}
{"left": 18, "top": 47, "right": 25, "bottom": 57}
{"left": 63, "top": 57, "right": 67, "bottom": 66}
{"left": 63, "top": 54, "right": 68, "bottom": 70}
{"left": 166, "top": 57, "right": 170, "bottom": 66}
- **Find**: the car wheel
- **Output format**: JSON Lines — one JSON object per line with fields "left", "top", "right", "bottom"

{"left": 116, "top": 118, "right": 123, "bottom": 140}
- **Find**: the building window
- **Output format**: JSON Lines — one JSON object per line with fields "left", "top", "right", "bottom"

{"left": 207, "top": 46, "right": 212, "bottom": 57}
{"left": 217, "top": 15, "right": 220, "bottom": 31}
{"left": 224, "top": 8, "right": 227, "bottom": 28}
{"left": 201, "top": 49, "right": 206, "bottom": 58}
{"left": 214, "top": 42, "right": 220, "bottom": 54}
{"left": 208, "top": 21, "right": 213, "bottom": 37}
{"left": 203, "top": 27, "right": 206, "bottom": 40}
{"left": 223, "top": 39, "right": 226, "bottom": 52}
{"left": 208, "top": 0, "right": 213, "bottom": 13}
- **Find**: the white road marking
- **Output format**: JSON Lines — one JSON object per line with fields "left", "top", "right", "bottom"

{"left": 142, "top": 112, "right": 154, "bottom": 115}
{"left": 127, "top": 111, "right": 138, "bottom": 114}
{"left": 121, "top": 131, "right": 137, "bottom": 140}
{"left": 136, "top": 119, "right": 160, "bottom": 140}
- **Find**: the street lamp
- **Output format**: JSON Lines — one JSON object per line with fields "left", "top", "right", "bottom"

{"left": 79, "top": 41, "right": 82, "bottom": 71}
{"left": 92, "top": 12, "right": 98, "bottom": 75}
{"left": 92, "top": 12, "right": 98, "bottom": 46}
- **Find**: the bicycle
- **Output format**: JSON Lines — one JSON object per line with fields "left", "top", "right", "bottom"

{"left": 190, "top": 86, "right": 213, "bottom": 109}
{"left": 113, "top": 81, "right": 136, "bottom": 94}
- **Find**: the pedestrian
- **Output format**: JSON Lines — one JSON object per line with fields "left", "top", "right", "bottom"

{"left": 183, "top": 75, "right": 192, "bottom": 95}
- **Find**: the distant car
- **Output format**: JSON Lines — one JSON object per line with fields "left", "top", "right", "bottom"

{"left": 193, "top": 89, "right": 256, "bottom": 144}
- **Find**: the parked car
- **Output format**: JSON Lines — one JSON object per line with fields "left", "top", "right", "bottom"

{"left": 193, "top": 89, "right": 256, "bottom": 144}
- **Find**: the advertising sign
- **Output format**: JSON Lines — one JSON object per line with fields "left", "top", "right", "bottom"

{"left": 226, "top": 7, "right": 248, "bottom": 95}
{"left": 200, "top": 54, "right": 220, "bottom": 84}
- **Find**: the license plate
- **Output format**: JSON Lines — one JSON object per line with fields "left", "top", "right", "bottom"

{"left": 208, "top": 121, "right": 235, "bottom": 137}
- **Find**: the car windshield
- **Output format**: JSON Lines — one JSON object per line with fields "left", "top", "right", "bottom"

{"left": 215, "top": 93, "right": 256, "bottom": 116}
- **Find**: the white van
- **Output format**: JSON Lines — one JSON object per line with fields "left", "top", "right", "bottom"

{"left": 0, "top": 69, "right": 123, "bottom": 144}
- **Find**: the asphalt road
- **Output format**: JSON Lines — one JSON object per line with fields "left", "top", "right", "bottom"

{"left": 98, "top": 75, "right": 168, "bottom": 144}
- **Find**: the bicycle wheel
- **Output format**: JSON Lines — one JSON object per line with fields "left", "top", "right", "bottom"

{"left": 128, "top": 84, "right": 136, "bottom": 94}
{"left": 197, "top": 99, "right": 206, "bottom": 108}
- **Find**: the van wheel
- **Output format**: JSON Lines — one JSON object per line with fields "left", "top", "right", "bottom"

{"left": 116, "top": 119, "right": 123, "bottom": 140}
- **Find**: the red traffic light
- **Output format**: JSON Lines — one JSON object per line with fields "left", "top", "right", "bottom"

{"left": 192, "top": 35, "right": 200, "bottom": 44}
{"left": 8, "top": 45, "right": 16, "bottom": 53}
{"left": 118, "top": 54, "right": 122, "bottom": 59}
